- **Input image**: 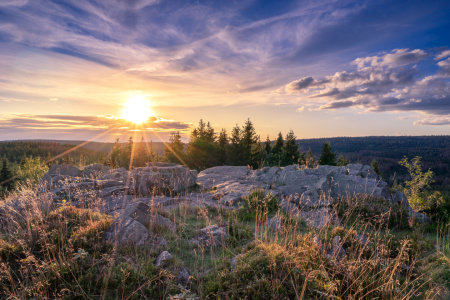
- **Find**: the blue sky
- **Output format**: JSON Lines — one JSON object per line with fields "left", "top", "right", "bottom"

{"left": 0, "top": 0, "right": 450, "bottom": 142}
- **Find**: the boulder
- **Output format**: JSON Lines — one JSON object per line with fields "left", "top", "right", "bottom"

{"left": 155, "top": 251, "right": 173, "bottom": 267}
{"left": 328, "top": 236, "right": 346, "bottom": 259}
{"left": 198, "top": 225, "right": 227, "bottom": 247}
{"left": 104, "top": 201, "right": 176, "bottom": 245}
{"left": 266, "top": 215, "right": 282, "bottom": 232}
{"left": 177, "top": 267, "right": 190, "bottom": 286}
{"left": 129, "top": 163, "right": 197, "bottom": 195}
{"left": 312, "top": 235, "right": 325, "bottom": 252}
{"left": 46, "top": 164, "right": 81, "bottom": 178}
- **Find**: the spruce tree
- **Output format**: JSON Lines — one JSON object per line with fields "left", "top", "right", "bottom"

{"left": 241, "top": 118, "right": 259, "bottom": 167}
{"left": 163, "top": 131, "right": 185, "bottom": 165}
{"left": 0, "top": 158, "right": 14, "bottom": 192}
{"left": 110, "top": 138, "right": 121, "bottom": 168}
{"left": 227, "top": 124, "right": 242, "bottom": 166}
{"left": 280, "top": 130, "right": 300, "bottom": 166}
{"left": 217, "top": 129, "right": 228, "bottom": 165}
{"left": 337, "top": 154, "right": 350, "bottom": 166}
{"left": 270, "top": 132, "right": 284, "bottom": 166}
{"left": 185, "top": 120, "right": 219, "bottom": 170}
{"left": 305, "top": 148, "right": 316, "bottom": 168}
{"left": 371, "top": 159, "right": 382, "bottom": 176}
{"left": 319, "top": 142, "right": 336, "bottom": 166}
{"left": 134, "top": 137, "right": 148, "bottom": 167}
{"left": 264, "top": 135, "right": 272, "bottom": 155}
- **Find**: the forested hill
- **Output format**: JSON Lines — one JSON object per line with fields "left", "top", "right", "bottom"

{"left": 11, "top": 139, "right": 165, "bottom": 155}
{"left": 297, "top": 136, "right": 450, "bottom": 184}
{"left": 0, "top": 141, "right": 104, "bottom": 165}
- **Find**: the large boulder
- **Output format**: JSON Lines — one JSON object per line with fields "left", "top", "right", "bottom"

{"left": 129, "top": 163, "right": 197, "bottom": 195}
{"left": 104, "top": 201, "right": 176, "bottom": 245}
{"left": 45, "top": 164, "right": 82, "bottom": 178}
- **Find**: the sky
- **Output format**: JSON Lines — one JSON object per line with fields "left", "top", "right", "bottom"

{"left": 0, "top": 0, "right": 450, "bottom": 143}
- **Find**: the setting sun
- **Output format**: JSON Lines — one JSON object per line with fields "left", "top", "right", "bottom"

{"left": 121, "top": 97, "right": 152, "bottom": 124}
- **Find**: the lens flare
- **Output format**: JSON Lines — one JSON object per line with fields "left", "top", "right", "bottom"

{"left": 121, "top": 96, "right": 152, "bottom": 124}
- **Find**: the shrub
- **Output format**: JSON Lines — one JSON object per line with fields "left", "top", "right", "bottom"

{"left": 239, "top": 188, "right": 279, "bottom": 222}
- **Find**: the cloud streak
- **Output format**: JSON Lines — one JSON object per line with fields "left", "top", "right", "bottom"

{"left": 279, "top": 48, "right": 450, "bottom": 125}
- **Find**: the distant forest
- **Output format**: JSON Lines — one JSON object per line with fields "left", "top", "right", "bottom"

{"left": 3, "top": 134, "right": 450, "bottom": 186}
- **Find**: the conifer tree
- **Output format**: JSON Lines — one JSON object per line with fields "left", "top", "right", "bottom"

{"left": 185, "top": 120, "right": 219, "bottom": 170}
{"left": 163, "top": 131, "right": 185, "bottom": 165}
{"left": 217, "top": 129, "right": 228, "bottom": 165}
{"left": 110, "top": 138, "right": 121, "bottom": 168}
{"left": 371, "top": 159, "right": 382, "bottom": 176}
{"left": 319, "top": 142, "right": 336, "bottom": 166}
{"left": 227, "top": 124, "right": 242, "bottom": 166}
{"left": 337, "top": 154, "right": 350, "bottom": 166}
{"left": 241, "top": 118, "right": 259, "bottom": 167}
{"left": 305, "top": 148, "right": 316, "bottom": 168}
{"left": 134, "top": 137, "right": 148, "bottom": 168}
{"left": 270, "top": 132, "right": 284, "bottom": 166}
{"left": 264, "top": 135, "right": 272, "bottom": 155}
{"left": 280, "top": 130, "right": 300, "bottom": 166}
{"left": 0, "top": 158, "right": 14, "bottom": 192}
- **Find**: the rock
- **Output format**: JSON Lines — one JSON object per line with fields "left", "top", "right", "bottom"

{"left": 231, "top": 254, "right": 243, "bottom": 270}
{"left": 155, "top": 251, "right": 173, "bottom": 267}
{"left": 129, "top": 163, "right": 197, "bottom": 195}
{"left": 356, "top": 234, "right": 369, "bottom": 246}
{"left": 46, "top": 164, "right": 81, "bottom": 177}
{"left": 266, "top": 215, "right": 282, "bottom": 232}
{"left": 177, "top": 267, "right": 190, "bottom": 286}
{"left": 118, "top": 219, "right": 149, "bottom": 246}
{"left": 312, "top": 235, "right": 325, "bottom": 252}
{"left": 329, "top": 236, "right": 346, "bottom": 259}
{"left": 391, "top": 190, "right": 432, "bottom": 223}
{"left": 104, "top": 201, "right": 176, "bottom": 245}
{"left": 298, "top": 207, "right": 332, "bottom": 229}
{"left": 155, "top": 236, "right": 168, "bottom": 246}
{"left": 197, "top": 166, "right": 250, "bottom": 190}
{"left": 198, "top": 225, "right": 227, "bottom": 247}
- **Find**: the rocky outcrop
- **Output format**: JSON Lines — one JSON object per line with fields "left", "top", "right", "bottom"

{"left": 197, "top": 225, "right": 227, "bottom": 247}
{"left": 128, "top": 162, "right": 197, "bottom": 195}
{"left": 104, "top": 201, "right": 176, "bottom": 245}
{"left": 155, "top": 251, "right": 173, "bottom": 267}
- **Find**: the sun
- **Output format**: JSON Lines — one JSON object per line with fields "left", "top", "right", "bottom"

{"left": 121, "top": 96, "right": 152, "bottom": 124}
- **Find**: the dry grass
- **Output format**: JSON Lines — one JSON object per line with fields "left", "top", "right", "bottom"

{"left": 0, "top": 180, "right": 448, "bottom": 299}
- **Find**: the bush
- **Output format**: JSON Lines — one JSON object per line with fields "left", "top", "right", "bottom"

{"left": 238, "top": 188, "right": 279, "bottom": 222}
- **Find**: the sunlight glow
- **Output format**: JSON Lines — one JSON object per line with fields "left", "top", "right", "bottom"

{"left": 121, "top": 96, "right": 152, "bottom": 124}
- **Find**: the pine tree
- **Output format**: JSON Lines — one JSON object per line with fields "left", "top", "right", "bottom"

{"left": 110, "top": 138, "right": 121, "bottom": 168}
{"left": 305, "top": 148, "right": 316, "bottom": 168}
{"left": 241, "top": 118, "right": 259, "bottom": 167}
{"left": 299, "top": 150, "right": 306, "bottom": 166}
{"left": 337, "top": 154, "right": 350, "bottom": 166}
{"left": 371, "top": 159, "right": 382, "bottom": 176}
{"left": 280, "top": 130, "right": 300, "bottom": 166}
{"left": 185, "top": 120, "right": 219, "bottom": 170}
{"left": 270, "top": 132, "right": 284, "bottom": 166}
{"left": 163, "top": 131, "right": 185, "bottom": 165}
{"left": 134, "top": 137, "right": 148, "bottom": 168}
{"left": 319, "top": 142, "right": 336, "bottom": 166}
{"left": 227, "top": 124, "right": 242, "bottom": 166}
{"left": 217, "top": 129, "right": 228, "bottom": 165}
{"left": 0, "top": 158, "right": 14, "bottom": 192}
{"left": 264, "top": 135, "right": 272, "bottom": 155}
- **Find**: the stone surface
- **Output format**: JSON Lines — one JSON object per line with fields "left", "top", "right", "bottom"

{"left": 155, "top": 236, "right": 168, "bottom": 246}
{"left": 266, "top": 215, "right": 282, "bottom": 232}
{"left": 46, "top": 164, "right": 82, "bottom": 177}
{"left": 104, "top": 201, "right": 176, "bottom": 245}
{"left": 177, "top": 267, "right": 190, "bottom": 286}
{"left": 329, "top": 236, "right": 346, "bottom": 259}
{"left": 231, "top": 254, "right": 243, "bottom": 270}
{"left": 312, "top": 235, "right": 325, "bottom": 252}
{"left": 129, "top": 162, "right": 197, "bottom": 195}
{"left": 198, "top": 225, "right": 227, "bottom": 247}
{"left": 356, "top": 234, "right": 369, "bottom": 246}
{"left": 155, "top": 251, "right": 173, "bottom": 267}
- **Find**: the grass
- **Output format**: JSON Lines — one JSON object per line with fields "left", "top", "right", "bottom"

{"left": 0, "top": 182, "right": 449, "bottom": 299}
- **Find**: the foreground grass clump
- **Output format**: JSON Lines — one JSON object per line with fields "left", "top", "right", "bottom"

{"left": 0, "top": 204, "right": 179, "bottom": 299}
{"left": 202, "top": 231, "right": 426, "bottom": 300}
{"left": 334, "top": 194, "right": 409, "bottom": 229}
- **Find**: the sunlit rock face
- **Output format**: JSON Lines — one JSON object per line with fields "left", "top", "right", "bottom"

{"left": 197, "top": 163, "right": 388, "bottom": 209}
